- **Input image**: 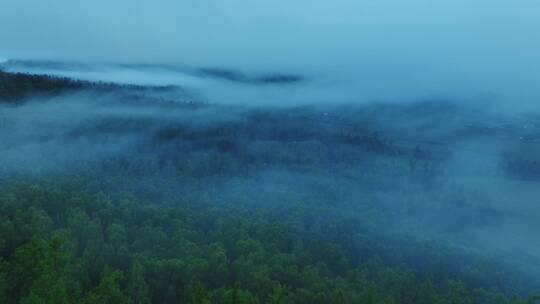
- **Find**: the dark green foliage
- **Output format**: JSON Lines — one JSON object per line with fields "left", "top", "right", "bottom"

{"left": 0, "top": 175, "right": 537, "bottom": 303}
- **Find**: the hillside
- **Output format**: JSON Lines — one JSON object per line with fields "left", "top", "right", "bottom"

{"left": 0, "top": 71, "right": 539, "bottom": 303}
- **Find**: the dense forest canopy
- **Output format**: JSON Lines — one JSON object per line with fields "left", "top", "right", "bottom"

{"left": 0, "top": 69, "right": 539, "bottom": 303}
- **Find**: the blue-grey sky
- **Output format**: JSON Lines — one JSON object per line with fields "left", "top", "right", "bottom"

{"left": 1, "top": 0, "right": 539, "bottom": 105}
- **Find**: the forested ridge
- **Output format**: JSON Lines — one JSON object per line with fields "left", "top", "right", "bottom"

{"left": 0, "top": 70, "right": 84, "bottom": 101}
{"left": 0, "top": 70, "right": 174, "bottom": 102}
{"left": 1, "top": 71, "right": 539, "bottom": 303}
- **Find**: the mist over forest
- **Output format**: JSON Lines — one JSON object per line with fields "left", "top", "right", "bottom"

{"left": 1, "top": 1, "right": 540, "bottom": 303}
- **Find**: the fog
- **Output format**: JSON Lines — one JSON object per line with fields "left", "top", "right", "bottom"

{"left": 1, "top": 88, "right": 540, "bottom": 280}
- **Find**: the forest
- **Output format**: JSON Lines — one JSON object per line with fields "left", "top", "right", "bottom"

{"left": 1, "top": 70, "right": 540, "bottom": 303}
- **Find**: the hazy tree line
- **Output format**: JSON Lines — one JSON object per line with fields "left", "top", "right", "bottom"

{"left": 0, "top": 70, "right": 175, "bottom": 102}
{"left": 0, "top": 70, "right": 84, "bottom": 101}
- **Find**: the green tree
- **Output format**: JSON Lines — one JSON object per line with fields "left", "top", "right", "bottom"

{"left": 192, "top": 282, "right": 212, "bottom": 304}
{"left": 126, "top": 260, "right": 150, "bottom": 304}
{"left": 83, "top": 270, "right": 132, "bottom": 304}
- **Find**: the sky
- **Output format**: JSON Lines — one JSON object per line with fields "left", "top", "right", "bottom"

{"left": 1, "top": 0, "right": 540, "bottom": 106}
